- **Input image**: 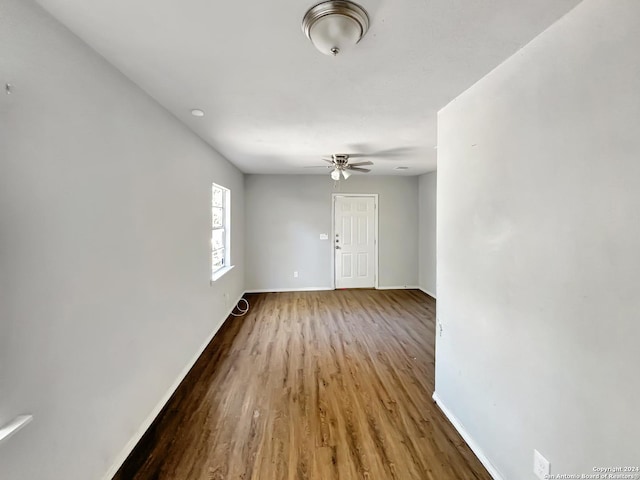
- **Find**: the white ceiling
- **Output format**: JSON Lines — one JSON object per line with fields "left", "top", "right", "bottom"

{"left": 35, "top": 0, "right": 582, "bottom": 175}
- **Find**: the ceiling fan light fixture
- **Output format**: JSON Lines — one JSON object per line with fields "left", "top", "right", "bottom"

{"left": 331, "top": 169, "right": 341, "bottom": 181}
{"left": 341, "top": 169, "right": 352, "bottom": 179}
{"left": 302, "top": 1, "right": 369, "bottom": 56}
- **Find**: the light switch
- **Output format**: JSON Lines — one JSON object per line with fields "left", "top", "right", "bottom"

{"left": 319, "top": 234, "right": 328, "bottom": 240}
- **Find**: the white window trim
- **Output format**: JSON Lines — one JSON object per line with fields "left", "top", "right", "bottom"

{"left": 211, "top": 264, "right": 235, "bottom": 283}
{"left": 211, "top": 183, "right": 232, "bottom": 282}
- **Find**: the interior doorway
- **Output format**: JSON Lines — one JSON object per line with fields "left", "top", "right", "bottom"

{"left": 332, "top": 194, "right": 378, "bottom": 289}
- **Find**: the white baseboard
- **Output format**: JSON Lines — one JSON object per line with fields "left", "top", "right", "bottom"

{"left": 246, "top": 286, "right": 425, "bottom": 293}
{"left": 245, "top": 287, "right": 334, "bottom": 293}
{"left": 419, "top": 287, "right": 436, "bottom": 299}
{"left": 377, "top": 285, "right": 421, "bottom": 290}
{"left": 102, "top": 291, "right": 246, "bottom": 480}
{"left": 432, "top": 392, "right": 504, "bottom": 480}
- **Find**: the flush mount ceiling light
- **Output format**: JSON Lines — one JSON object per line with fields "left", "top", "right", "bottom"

{"left": 191, "top": 109, "right": 205, "bottom": 117}
{"left": 302, "top": 1, "right": 370, "bottom": 56}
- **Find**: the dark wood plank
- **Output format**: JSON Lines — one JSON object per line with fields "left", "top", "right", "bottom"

{"left": 113, "top": 289, "right": 490, "bottom": 480}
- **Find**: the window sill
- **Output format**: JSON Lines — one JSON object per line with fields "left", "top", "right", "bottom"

{"left": 211, "top": 265, "right": 235, "bottom": 283}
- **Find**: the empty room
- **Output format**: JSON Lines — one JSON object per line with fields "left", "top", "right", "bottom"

{"left": 1, "top": 0, "right": 638, "bottom": 479}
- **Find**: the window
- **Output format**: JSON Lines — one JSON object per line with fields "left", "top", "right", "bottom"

{"left": 211, "top": 183, "right": 230, "bottom": 280}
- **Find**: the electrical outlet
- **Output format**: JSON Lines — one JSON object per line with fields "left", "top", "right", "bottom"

{"left": 533, "top": 449, "right": 550, "bottom": 479}
{"left": 293, "top": 271, "right": 298, "bottom": 278}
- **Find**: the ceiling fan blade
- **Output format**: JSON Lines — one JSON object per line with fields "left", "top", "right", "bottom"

{"left": 349, "top": 160, "right": 373, "bottom": 166}
{"left": 349, "top": 167, "right": 371, "bottom": 173}
{"left": 322, "top": 158, "right": 334, "bottom": 164}
{"left": 303, "top": 165, "right": 332, "bottom": 168}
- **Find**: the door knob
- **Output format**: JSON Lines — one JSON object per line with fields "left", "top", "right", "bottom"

{"left": 335, "top": 246, "right": 341, "bottom": 250}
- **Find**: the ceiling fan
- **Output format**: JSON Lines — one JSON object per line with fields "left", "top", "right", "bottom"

{"left": 307, "top": 154, "right": 373, "bottom": 180}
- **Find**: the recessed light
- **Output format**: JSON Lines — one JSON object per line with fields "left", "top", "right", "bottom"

{"left": 394, "top": 166, "right": 409, "bottom": 170}
{"left": 191, "top": 109, "right": 205, "bottom": 117}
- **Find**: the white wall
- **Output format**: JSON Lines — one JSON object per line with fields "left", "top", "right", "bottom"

{"left": 436, "top": 0, "right": 640, "bottom": 478}
{"left": 0, "top": 1, "right": 244, "bottom": 479}
{"left": 418, "top": 172, "right": 437, "bottom": 297}
{"left": 245, "top": 175, "right": 419, "bottom": 291}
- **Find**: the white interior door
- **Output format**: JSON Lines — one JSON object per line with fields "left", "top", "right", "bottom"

{"left": 334, "top": 195, "right": 377, "bottom": 289}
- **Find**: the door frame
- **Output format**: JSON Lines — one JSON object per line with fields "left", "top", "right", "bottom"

{"left": 331, "top": 193, "right": 379, "bottom": 290}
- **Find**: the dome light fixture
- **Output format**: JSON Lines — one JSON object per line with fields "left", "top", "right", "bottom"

{"left": 302, "top": 1, "right": 370, "bottom": 56}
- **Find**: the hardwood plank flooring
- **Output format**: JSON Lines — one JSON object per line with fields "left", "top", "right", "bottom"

{"left": 113, "top": 289, "right": 490, "bottom": 480}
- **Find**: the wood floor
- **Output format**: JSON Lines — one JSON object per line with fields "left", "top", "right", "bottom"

{"left": 113, "top": 289, "right": 490, "bottom": 480}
